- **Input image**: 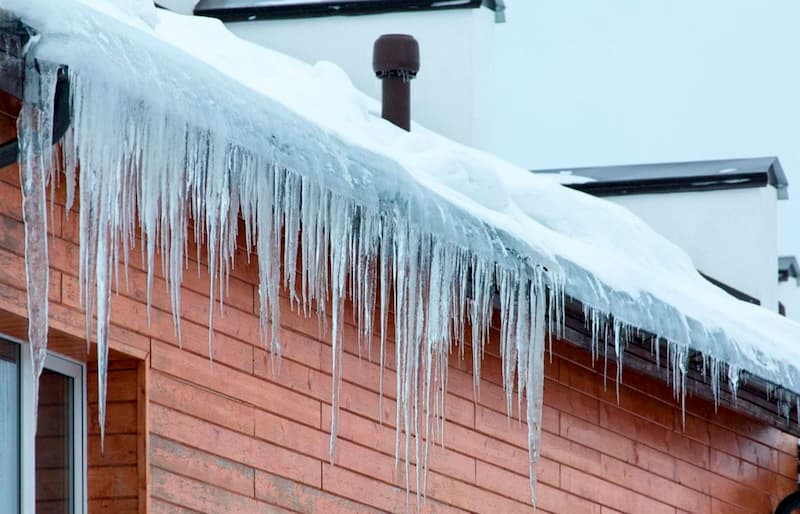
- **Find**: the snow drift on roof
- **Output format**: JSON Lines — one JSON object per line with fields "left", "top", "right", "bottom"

{"left": 5, "top": 0, "right": 800, "bottom": 506}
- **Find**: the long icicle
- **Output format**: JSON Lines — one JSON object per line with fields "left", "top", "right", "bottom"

{"left": 18, "top": 57, "right": 58, "bottom": 426}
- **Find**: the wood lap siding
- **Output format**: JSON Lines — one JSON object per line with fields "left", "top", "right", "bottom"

{"left": 0, "top": 111, "right": 796, "bottom": 511}
{"left": 87, "top": 359, "right": 140, "bottom": 513}
{"left": 146, "top": 312, "right": 799, "bottom": 514}
{"left": 36, "top": 370, "right": 72, "bottom": 514}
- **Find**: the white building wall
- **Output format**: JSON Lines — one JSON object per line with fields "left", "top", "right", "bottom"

{"left": 607, "top": 187, "right": 779, "bottom": 311}
{"left": 223, "top": 8, "right": 497, "bottom": 152}
{"left": 779, "top": 280, "right": 800, "bottom": 322}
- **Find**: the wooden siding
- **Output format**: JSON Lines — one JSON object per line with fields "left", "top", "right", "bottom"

{"left": 143, "top": 299, "right": 798, "bottom": 513}
{"left": 87, "top": 358, "right": 141, "bottom": 513}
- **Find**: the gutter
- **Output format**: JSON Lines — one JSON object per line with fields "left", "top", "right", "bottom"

{"left": 0, "top": 23, "right": 71, "bottom": 168}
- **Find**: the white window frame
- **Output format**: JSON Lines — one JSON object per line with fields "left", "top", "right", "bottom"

{"left": 6, "top": 335, "right": 88, "bottom": 514}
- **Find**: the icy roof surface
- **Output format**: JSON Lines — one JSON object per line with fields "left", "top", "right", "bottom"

{"left": 7, "top": 0, "right": 800, "bottom": 405}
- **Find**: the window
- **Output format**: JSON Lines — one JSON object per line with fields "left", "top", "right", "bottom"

{"left": 0, "top": 336, "right": 86, "bottom": 514}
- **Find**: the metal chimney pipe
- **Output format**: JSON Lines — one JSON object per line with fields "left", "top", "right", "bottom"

{"left": 372, "top": 34, "right": 419, "bottom": 131}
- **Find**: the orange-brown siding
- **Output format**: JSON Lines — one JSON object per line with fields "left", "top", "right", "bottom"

{"left": 0, "top": 147, "right": 797, "bottom": 512}
{"left": 87, "top": 358, "right": 141, "bottom": 513}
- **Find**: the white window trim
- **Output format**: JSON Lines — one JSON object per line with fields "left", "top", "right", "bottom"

{"left": 11, "top": 336, "right": 88, "bottom": 514}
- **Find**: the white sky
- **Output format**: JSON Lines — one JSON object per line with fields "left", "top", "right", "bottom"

{"left": 495, "top": 0, "right": 800, "bottom": 258}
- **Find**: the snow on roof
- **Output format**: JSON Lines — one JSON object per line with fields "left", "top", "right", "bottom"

{"left": 5, "top": 0, "right": 800, "bottom": 505}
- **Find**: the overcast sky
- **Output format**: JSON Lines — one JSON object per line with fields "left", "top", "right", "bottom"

{"left": 495, "top": 0, "right": 800, "bottom": 258}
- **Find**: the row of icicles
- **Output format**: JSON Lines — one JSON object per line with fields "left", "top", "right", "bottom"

{"left": 12, "top": 49, "right": 792, "bottom": 510}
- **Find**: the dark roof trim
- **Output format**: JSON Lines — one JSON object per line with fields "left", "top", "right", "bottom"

{"left": 534, "top": 157, "right": 789, "bottom": 200}
{"left": 699, "top": 272, "right": 760, "bottom": 305}
{"left": 565, "top": 172, "right": 770, "bottom": 198}
{"left": 194, "top": 0, "right": 503, "bottom": 22}
{"left": 779, "top": 256, "right": 800, "bottom": 285}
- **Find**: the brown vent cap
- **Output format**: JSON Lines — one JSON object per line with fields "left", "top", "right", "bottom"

{"left": 372, "top": 34, "right": 420, "bottom": 79}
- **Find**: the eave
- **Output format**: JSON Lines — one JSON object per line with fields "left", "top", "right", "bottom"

{"left": 534, "top": 157, "right": 789, "bottom": 200}
{"left": 193, "top": 0, "right": 504, "bottom": 22}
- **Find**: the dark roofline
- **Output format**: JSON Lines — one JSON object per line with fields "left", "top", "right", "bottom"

{"left": 779, "top": 256, "right": 800, "bottom": 285}
{"left": 700, "top": 272, "right": 761, "bottom": 305}
{"left": 683, "top": 270, "right": 763, "bottom": 311}
{"left": 194, "top": 0, "right": 505, "bottom": 23}
{"left": 566, "top": 172, "right": 771, "bottom": 197}
{"left": 534, "top": 157, "right": 789, "bottom": 200}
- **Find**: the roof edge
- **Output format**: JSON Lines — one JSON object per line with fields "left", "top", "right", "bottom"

{"left": 563, "top": 172, "right": 770, "bottom": 197}
{"left": 700, "top": 272, "right": 761, "bottom": 305}
{"left": 534, "top": 157, "right": 789, "bottom": 200}
{"left": 194, "top": 0, "right": 497, "bottom": 22}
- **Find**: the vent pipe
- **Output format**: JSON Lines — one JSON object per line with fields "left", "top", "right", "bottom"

{"left": 372, "top": 34, "right": 419, "bottom": 131}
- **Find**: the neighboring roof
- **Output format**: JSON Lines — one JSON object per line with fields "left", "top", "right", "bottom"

{"left": 779, "top": 256, "right": 800, "bottom": 285}
{"left": 534, "top": 157, "right": 789, "bottom": 200}
{"left": 194, "top": 0, "right": 505, "bottom": 22}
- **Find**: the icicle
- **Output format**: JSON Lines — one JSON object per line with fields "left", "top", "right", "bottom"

{"left": 710, "top": 357, "right": 721, "bottom": 410}
{"left": 795, "top": 396, "right": 800, "bottom": 425}
{"left": 613, "top": 319, "right": 623, "bottom": 402}
{"left": 728, "top": 364, "right": 740, "bottom": 404}
{"left": 327, "top": 196, "right": 352, "bottom": 463}
{"left": 778, "top": 390, "right": 792, "bottom": 423}
{"left": 18, "top": 58, "right": 59, "bottom": 424}
{"left": 525, "top": 273, "right": 547, "bottom": 505}
{"left": 377, "top": 217, "right": 391, "bottom": 424}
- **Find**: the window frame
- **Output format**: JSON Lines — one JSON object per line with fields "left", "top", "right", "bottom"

{"left": 8, "top": 334, "right": 88, "bottom": 514}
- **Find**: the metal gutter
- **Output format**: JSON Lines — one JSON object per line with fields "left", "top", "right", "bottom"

{"left": 0, "top": 23, "right": 71, "bottom": 168}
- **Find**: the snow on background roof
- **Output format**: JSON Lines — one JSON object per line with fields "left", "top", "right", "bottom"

{"left": 6, "top": 0, "right": 800, "bottom": 505}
